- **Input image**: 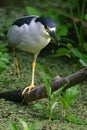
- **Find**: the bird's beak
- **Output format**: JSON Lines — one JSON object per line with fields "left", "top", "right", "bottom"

{"left": 49, "top": 30, "right": 59, "bottom": 45}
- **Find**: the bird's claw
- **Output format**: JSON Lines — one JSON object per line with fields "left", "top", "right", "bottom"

{"left": 22, "top": 85, "right": 35, "bottom": 95}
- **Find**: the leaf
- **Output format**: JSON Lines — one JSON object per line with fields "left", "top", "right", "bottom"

{"left": 28, "top": 123, "right": 37, "bottom": 130}
{"left": 43, "top": 77, "right": 51, "bottom": 99}
{"left": 19, "top": 119, "right": 28, "bottom": 130}
{"left": 47, "top": 112, "right": 60, "bottom": 120}
{"left": 51, "top": 83, "right": 68, "bottom": 110}
{"left": 26, "top": 7, "right": 41, "bottom": 16}
{"left": 43, "top": 8, "right": 57, "bottom": 19}
{"left": 0, "top": 61, "right": 7, "bottom": 69}
{"left": 57, "top": 25, "right": 68, "bottom": 37}
{"left": 61, "top": 85, "right": 79, "bottom": 108}
{"left": 0, "top": 60, "right": 7, "bottom": 73}
{"left": 32, "top": 103, "right": 46, "bottom": 111}
{"left": 9, "top": 121, "right": 18, "bottom": 130}
{"left": 52, "top": 85, "right": 65, "bottom": 101}
{"left": 80, "top": 55, "right": 87, "bottom": 65}
{"left": 66, "top": 114, "right": 87, "bottom": 125}
{"left": 71, "top": 48, "right": 83, "bottom": 59}
{"left": 50, "top": 48, "right": 70, "bottom": 57}
{"left": 71, "top": 48, "right": 87, "bottom": 65}
{"left": 84, "top": 14, "right": 87, "bottom": 21}
{"left": 83, "top": 43, "right": 87, "bottom": 52}
{"left": 0, "top": 31, "right": 4, "bottom": 37}
{"left": 0, "top": 57, "right": 9, "bottom": 63}
{"left": 51, "top": 102, "right": 57, "bottom": 110}
{"left": 59, "top": 96, "right": 69, "bottom": 109}
{"left": 79, "top": 59, "right": 87, "bottom": 67}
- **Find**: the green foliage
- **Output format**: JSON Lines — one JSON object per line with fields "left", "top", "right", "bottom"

{"left": 60, "top": 0, "right": 87, "bottom": 57}
{"left": 56, "top": 23, "right": 68, "bottom": 38}
{"left": 66, "top": 114, "right": 87, "bottom": 125}
{"left": 84, "top": 14, "right": 87, "bottom": 21}
{"left": 10, "top": 119, "right": 37, "bottom": 130}
{"left": 33, "top": 76, "right": 86, "bottom": 125}
{"left": 26, "top": 6, "right": 41, "bottom": 16}
{"left": 10, "top": 121, "right": 18, "bottom": 130}
{"left": 51, "top": 43, "right": 87, "bottom": 67}
{"left": 55, "top": 0, "right": 87, "bottom": 61}
{"left": 0, "top": 31, "right": 4, "bottom": 37}
{"left": 65, "top": 0, "right": 85, "bottom": 49}
{"left": 33, "top": 77, "right": 65, "bottom": 120}
{"left": 44, "top": 77, "right": 65, "bottom": 120}
{"left": 71, "top": 47, "right": 87, "bottom": 66}
{"left": 50, "top": 47, "right": 71, "bottom": 58}
{"left": 33, "top": 102, "right": 60, "bottom": 120}
{"left": 59, "top": 85, "right": 79, "bottom": 118}
{"left": 0, "top": 42, "right": 10, "bottom": 74}
{"left": 25, "top": 4, "right": 87, "bottom": 66}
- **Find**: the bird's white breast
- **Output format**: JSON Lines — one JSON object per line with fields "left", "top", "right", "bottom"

{"left": 7, "top": 18, "right": 51, "bottom": 54}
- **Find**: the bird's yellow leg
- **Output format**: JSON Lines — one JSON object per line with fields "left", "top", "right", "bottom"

{"left": 22, "top": 54, "right": 37, "bottom": 95}
{"left": 13, "top": 48, "right": 20, "bottom": 79}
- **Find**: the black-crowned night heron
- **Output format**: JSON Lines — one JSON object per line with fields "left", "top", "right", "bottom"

{"left": 7, "top": 15, "right": 59, "bottom": 95}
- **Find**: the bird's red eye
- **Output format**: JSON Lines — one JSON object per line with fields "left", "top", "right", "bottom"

{"left": 44, "top": 25, "right": 47, "bottom": 29}
{"left": 44, "top": 26, "right": 49, "bottom": 32}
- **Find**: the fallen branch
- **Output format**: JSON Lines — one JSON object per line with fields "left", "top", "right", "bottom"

{"left": 0, "top": 67, "right": 87, "bottom": 104}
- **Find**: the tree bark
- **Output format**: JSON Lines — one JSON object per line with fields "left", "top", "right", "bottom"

{"left": 0, "top": 67, "right": 87, "bottom": 104}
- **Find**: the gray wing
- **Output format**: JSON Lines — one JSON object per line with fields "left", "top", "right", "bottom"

{"left": 7, "top": 25, "right": 22, "bottom": 47}
{"left": 7, "top": 16, "right": 38, "bottom": 47}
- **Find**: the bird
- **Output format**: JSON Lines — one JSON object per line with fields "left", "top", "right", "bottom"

{"left": 7, "top": 15, "right": 59, "bottom": 96}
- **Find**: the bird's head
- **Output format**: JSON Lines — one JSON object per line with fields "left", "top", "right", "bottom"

{"left": 35, "top": 17, "right": 59, "bottom": 45}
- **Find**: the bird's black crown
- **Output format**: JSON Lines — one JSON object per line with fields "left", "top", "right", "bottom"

{"left": 35, "top": 17, "right": 57, "bottom": 28}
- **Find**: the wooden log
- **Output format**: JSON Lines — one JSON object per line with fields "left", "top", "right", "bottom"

{"left": 0, "top": 67, "right": 87, "bottom": 104}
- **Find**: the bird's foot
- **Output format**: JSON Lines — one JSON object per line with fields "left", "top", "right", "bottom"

{"left": 22, "top": 85, "right": 35, "bottom": 95}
